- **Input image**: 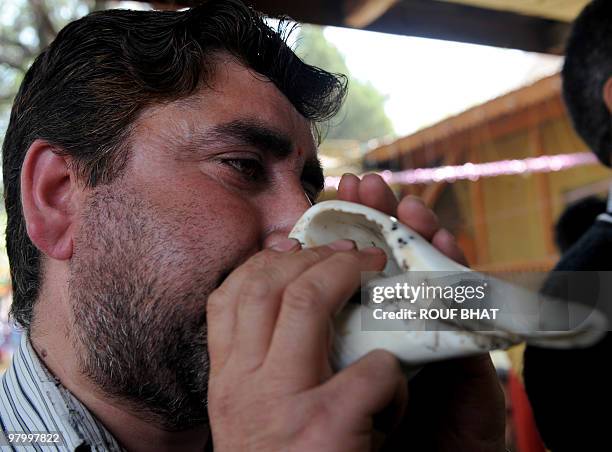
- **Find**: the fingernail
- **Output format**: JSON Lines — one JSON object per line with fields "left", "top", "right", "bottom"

{"left": 270, "top": 238, "right": 300, "bottom": 252}
{"left": 328, "top": 239, "right": 356, "bottom": 251}
{"left": 437, "top": 228, "right": 456, "bottom": 244}
{"left": 405, "top": 196, "right": 425, "bottom": 206}
{"left": 362, "top": 173, "right": 382, "bottom": 182}
{"left": 362, "top": 246, "right": 386, "bottom": 256}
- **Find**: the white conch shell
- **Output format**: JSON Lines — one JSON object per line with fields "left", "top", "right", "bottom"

{"left": 289, "top": 200, "right": 607, "bottom": 372}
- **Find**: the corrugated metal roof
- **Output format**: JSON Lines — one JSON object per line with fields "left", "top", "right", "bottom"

{"left": 365, "top": 74, "right": 563, "bottom": 164}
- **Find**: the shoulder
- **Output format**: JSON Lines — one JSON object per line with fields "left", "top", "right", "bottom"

{"left": 552, "top": 220, "right": 612, "bottom": 271}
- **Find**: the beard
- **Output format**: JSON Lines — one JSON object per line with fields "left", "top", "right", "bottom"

{"left": 68, "top": 183, "right": 227, "bottom": 430}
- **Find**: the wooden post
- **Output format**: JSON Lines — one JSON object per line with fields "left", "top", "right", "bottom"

{"left": 468, "top": 142, "right": 489, "bottom": 265}
{"left": 530, "top": 122, "right": 557, "bottom": 256}
{"left": 421, "top": 145, "right": 467, "bottom": 208}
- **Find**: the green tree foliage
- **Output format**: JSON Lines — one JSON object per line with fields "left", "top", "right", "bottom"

{"left": 0, "top": 0, "right": 98, "bottom": 261}
{"left": 0, "top": 0, "right": 107, "bottom": 135}
{"left": 295, "top": 25, "right": 394, "bottom": 142}
{"left": 1, "top": 5, "right": 394, "bottom": 145}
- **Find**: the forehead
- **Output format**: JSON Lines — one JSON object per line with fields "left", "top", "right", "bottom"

{"left": 135, "top": 56, "right": 317, "bottom": 154}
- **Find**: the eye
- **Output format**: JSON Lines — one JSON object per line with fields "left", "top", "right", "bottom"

{"left": 221, "top": 158, "right": 265, "bottom": 181}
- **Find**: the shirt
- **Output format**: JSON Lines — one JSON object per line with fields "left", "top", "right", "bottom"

{"left": 0, "top": 333, "right": 124, "bottom": 451}
{"left": 524, "top": 211, "right": 612, "bottom": 451}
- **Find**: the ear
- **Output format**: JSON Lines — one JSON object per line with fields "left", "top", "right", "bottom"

{"left": 603, "top": 76, "right": 612, "bottom": 114}
{"left": 20, "top": 139, "right": 81, "bottom": 261}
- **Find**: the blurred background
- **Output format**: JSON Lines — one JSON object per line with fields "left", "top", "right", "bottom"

{"left": 1, "top": 1, "right": 607, "bottom": 451}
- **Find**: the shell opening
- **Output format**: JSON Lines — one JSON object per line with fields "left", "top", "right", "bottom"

{"left": 300, "top": 209, "right": 402, "bottom": 277}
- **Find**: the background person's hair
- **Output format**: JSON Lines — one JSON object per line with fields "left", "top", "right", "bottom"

{"left": 562, "top": 0, "right": 612, "bottom": 166}
{"left": 554, "top": 195, "right": 607, "bottom": 253}
{"left": 2, "top": 0, "right": 347, "bottom": 331}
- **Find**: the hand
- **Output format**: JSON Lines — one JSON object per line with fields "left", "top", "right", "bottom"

{"left": 337, "top": 173, "right": 465, "bottom": 264}
{"left": 338, "top": 173, "right": 505, "bottom": 452}
{"left": 384, "top": 355, "right": 505, "bottom": 452}
{"left": 206, "top": 240, "right": 408, "bottom": 451}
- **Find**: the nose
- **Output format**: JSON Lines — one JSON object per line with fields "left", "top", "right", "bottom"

{"left": 261, "top": 186, "right": 313, "bottom": 249}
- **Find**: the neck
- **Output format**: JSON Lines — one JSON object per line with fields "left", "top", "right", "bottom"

{"left": 30, "top": 283, "right": 209, "bottom": 452}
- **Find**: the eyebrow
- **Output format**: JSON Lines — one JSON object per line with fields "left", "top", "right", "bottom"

{"left": 178, "top": 118, "right": 325, "bottom": 194}
{"left": 179, "top": 119, "right": 293, "bottom": 159}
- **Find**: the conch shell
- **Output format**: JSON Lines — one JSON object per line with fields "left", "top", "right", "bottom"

{"left": 289, "top": 200, "right": 607, "bottom": 373}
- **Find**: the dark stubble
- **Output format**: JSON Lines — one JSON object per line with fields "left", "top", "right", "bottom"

{"left": 68, "top": 183, "right": 221, "bottom": 430}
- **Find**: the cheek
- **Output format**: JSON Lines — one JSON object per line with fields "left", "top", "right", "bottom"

{"left": 157, "top": 191, "right": 262, "bottom": 266}
{"left": 127, "top": 174, "right": 263, "bottom": 271}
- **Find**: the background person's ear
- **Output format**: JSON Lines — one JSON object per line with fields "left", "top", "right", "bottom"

{"left": 20, "top": 139, "right": 81, "bottom": 261}
{"left": 602, "top": 77, "right": 612, "bottom": 166}
{"left": 602, "top": 76, "right": 612, "bottom": 114}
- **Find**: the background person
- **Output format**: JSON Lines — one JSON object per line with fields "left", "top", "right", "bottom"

{"left": 524, "top": 1, "right": 612, "bottom": 450}
{"left": 554, "top": 195, "right": 607, "bottom": 253}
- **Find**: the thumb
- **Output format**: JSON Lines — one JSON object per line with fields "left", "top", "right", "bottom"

{"left": 320, "top": 350, "right": 408, "bottom": 434}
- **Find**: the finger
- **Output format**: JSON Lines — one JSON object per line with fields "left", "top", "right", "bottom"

{"left": 337, "top": 173, "right": 360, "bottom": 203}
{"left": 266, "top": 247, "right": 387, "bottom": 385}
{"left": 399, "top": 354, "right": 504, "bottom": 450}
{"left": 206, "top": 285, "right": 239, "bottom": 373}
{"left": 436, "top": 354, "right": 499, "bottom": 382}
{"left": 357, "top": 173, "right": 398, "bottom": 216}
{"left": 437, "top": 355, "right": 505, "bottom": 450}
{"left": 232, "top": 241, "right": 354, "bottom": 370}
{"left": 206, "top": 239, "right": 301, "bottom": 372}
{"left": 321, "top": 350, "right": 408, "bottom": 433}
{"left": 396, "top": 196, "right": 439, "bottom": 241}
{"left": 432, "top": 228, "right": 468, "bottom": 266}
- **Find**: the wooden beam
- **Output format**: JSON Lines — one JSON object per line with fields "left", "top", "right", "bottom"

{"left": 369, "top": 96, "right": 567, "bottom": 170}
{"left": 344, "top": 0, "right": 397, "bottom": 28}
{"left": 135, "top": 0, "right": 570, "bottom": 54}
{"left": 529, "top": 122, "right": 557, "bottom": 256}
{"left": 468, "top": 145, "right": 489, "bottom": 265}
{"left": 421, "top": 146, "right": 467, "bottom": 208}
{"left": 473, "top": 256, "right": 557, "bottom": 273}
{"left": 399, "top": 183, "right": 425, "bottom": 199}
{"left": 245, "top": 0, "right": 344, "bottom": 25}
{"left": 143, "top": 1, "right": 345, "bottom": 24}
{"left": 366, "top": 75, "right": 563, "bottom": 165}
{"left": 364, "top": 0, "right": 570, "bottom": 54}
{"left": 366, "top": 74, "right": 565, "bottom": 163}
{"left": 440, "top": 0, "right": 589, "bottom": 23}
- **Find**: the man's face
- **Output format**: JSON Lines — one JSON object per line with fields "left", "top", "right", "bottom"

{"left": 68, "top": 56, "right": 322, "bottom": 429}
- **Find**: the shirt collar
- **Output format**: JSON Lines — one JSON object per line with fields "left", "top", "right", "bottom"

{"left": 0, "top": 332, "right": 125, "bottom": 451}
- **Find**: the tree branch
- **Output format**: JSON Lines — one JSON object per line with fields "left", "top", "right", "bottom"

{"left": 0, "top": 55, "right": 26, "bottom": 72}
{"left": 27, "top": 0, "right": 57, "bottom": 50}
{"left": 0, "top": 94, "right": 16, "bottom": 104}
{"left": 0, "top": 36, "right": 34, "bottom": 58}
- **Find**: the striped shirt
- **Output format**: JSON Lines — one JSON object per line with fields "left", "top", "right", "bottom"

{"left": 0, "top": 333, "right": 124, "bottom": 451}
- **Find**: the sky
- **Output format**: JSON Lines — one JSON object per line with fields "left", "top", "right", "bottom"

{"left": 322, "top": 26, "right": 562, "bottom": 138}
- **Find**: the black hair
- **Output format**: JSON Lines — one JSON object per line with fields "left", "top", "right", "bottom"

{"left": 562, "top": 0, "right": 612, "bottom": 166}
{"left": 554, "top": 195, "right": 607, "bottom": 252}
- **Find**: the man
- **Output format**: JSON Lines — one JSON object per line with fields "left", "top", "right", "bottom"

{"left": 0, "top": 1, "right": 504, "bottom": 451}
{"left": 523, "top": 1, "right": 612, "bottom": 450}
